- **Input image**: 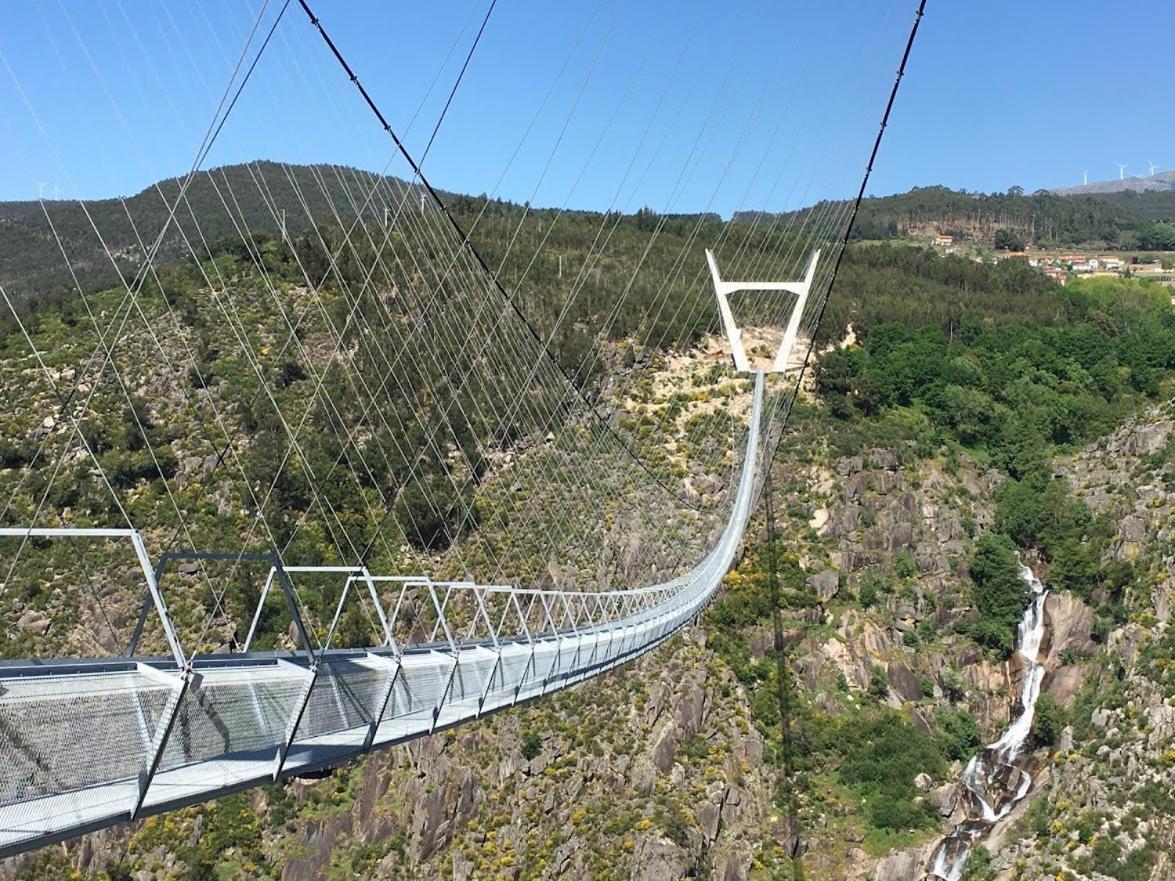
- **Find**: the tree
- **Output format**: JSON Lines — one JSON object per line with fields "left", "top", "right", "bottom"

{"left": 520, "top": 730, "right": 542, "bottom": 760}
{"left": 934, "top": 706, "right": 981, "bottom": 761}
{"left": 838, "top": 711, "right": 947, "bottom": 830}
{"left": 1031, "top": 693, "right": 1064, "bottom": 748}
{"left": 966, "top": 533, "right": 1030, "bottom": 656}
{"left": 961, "top": 846, "right": 995, "bottom": 881}
{"left": 1047, "top": 536, "right": 1102, "bottom": 597}
{"left": 815, "top": 348, "right": 864, "bottom": 418}
{"left": 1136, "top": 222, "right": 1175, "bottom": 251}
{"left": 994, "top": 228, "right": 1024, "bottom": 251}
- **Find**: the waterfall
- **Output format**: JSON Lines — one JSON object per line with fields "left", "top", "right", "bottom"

{"left": 928, "top": 564, "right": 1048, "bottom": 881}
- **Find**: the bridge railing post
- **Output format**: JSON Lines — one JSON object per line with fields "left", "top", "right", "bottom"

{"left": 270, "top": 565, "right": 360, "bottom": 779}
{"left": 362, "top": 575, "right": 430, "bottom": 750}
{"left": 129, "top": 664, "right": 194, "bottom": 819}
{"left": 537, "top": 592, "right": 564, "bottom": 688}
{"left": 427, "top": 580, "right": 461, "bottom": 731}
{"left": 475, "top": 586, "right": 504, "bottom": 714}
{"left": 511, "top": 590, "right": 536, "bottom": 705}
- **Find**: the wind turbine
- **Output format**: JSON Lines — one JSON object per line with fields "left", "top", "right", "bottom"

{"left": 1083, "top": 170, "right": 1089, "bottom": 186}
{"left": 1117, "top": 163, "right": 1128, "bottom": 181}
{"left": 1149, "top": 161, "right": 1159, "bottom": 177}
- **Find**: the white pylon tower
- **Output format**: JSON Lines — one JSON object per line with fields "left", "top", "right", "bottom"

{"left": 706, "top": 248, "right": 820, "bottom": 373}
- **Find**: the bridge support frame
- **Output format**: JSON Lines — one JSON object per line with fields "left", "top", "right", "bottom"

{"left": 126, "top": 549, "right": 315, "bottom": 659}
{"left": 706, "top": 248, "right": 820, "bottom": 374}
{"left": 130, "top": 667, "right": 195, "bottom": 819}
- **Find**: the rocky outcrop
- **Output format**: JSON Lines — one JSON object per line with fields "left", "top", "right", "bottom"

{"left": 821, "top": 451, "right": 994, "bottom": 581}
{"left": 808, "top": 568, "right": 840, "bottom": 602}
{"left": 887, "top": 661, "right": 923, "bottom": 702}
{"left": 1042, "top": 664, "right": 1085, "bottom": 707}
{"left": 632, "top": 837, "right": 688, "bottom": 881}
{"left": 873, "top": 842, "right": 939, "bottom": 881}
{"left": 980, "top": 403, "right": 1175, "bottom": 881}
{"left": 1042, "top": 593, "right": 1095, "bottom": 670}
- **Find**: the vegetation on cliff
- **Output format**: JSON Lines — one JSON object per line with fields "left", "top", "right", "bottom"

{"left": 1, "top": 173, "right": 1173, "bottom": 880}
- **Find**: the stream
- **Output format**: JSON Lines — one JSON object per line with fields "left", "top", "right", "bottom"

{"left": 927, "top": 564, "right": 1048, "bottom": 881}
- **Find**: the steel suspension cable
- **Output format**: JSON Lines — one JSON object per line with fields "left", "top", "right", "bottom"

{"left": 296, "top": 0, "right": 701, "bottom": 513}
{"left": 769, "top": 0, "right": 928, "bottom": 468}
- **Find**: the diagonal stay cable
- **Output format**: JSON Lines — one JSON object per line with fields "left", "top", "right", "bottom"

{"left": 297, "top": 0, "right": 700, "bottom": 514}
{"left": 170, "top": 0, "right": 504, "bottom": 571}
{"left": 0, "top": 2, "right": 282, "bottom": 590}
{"left": 769, "top": 0, "right": 928, "bottom": 469}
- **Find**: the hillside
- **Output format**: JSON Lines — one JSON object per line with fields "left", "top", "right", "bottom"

{"left": 1053, "top": 170, "right": 1175, "bottom": 197}
{"left": 737, "top": 185, "right": 1175, "bottom": 250}
{"left": 0, "top": 163, "right": 428, "bottom": 305}
{"left": 0, "top": 168, "right": 1173, "bottom": 881}
{"left": 8, "top": 167, "right": 1175, "bottom": 318}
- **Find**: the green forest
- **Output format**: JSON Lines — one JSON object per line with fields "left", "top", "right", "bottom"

{"left": 816, "top": 268, "right": 1172, "bottom": 654}
{"left": 739, "top": 184, "right": 1175, "bottom": 248}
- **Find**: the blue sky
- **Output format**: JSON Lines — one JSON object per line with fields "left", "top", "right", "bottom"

{"left": 0, "top": 0, "right": 1171, "bottom": 213}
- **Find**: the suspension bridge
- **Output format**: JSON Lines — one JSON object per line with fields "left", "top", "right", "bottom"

{"left": 0, "top": 0, "right": 925, "bottom": 862}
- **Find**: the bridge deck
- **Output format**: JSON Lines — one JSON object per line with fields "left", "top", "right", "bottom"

{"left": 0, "top": 377, "right": 763, "bottom": 857}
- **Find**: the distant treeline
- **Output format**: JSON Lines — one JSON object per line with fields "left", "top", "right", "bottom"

{"left": 735, "top": 185, "right": 1175, "bottom": 248}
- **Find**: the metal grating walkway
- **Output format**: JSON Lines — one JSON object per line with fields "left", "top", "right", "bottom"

{"left": 0, "top": 376, "right": 765, "bottom": 857}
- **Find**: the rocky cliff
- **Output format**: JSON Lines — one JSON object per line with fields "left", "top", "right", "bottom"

{"left": 5, "top": 401, "right": 1172, "bottom": 881}
{"left": 979, "top": 403, "right": 1174, "bottom": 881}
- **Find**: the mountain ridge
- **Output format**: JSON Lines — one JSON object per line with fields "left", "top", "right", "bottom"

{"left": 1052, "top": 169, "right": 1175, "bottom": 196}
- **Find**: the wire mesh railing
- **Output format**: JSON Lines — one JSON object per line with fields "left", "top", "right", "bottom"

{"left": 0, "top": 373, "right": 763, "bottom": 858}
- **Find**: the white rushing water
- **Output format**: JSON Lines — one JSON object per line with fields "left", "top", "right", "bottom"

{"left": 929, "top": 564, "right": 1048, "bottom": 881}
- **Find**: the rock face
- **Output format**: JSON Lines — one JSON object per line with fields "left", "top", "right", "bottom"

{"left": 887, "top": 661, "right": 923, "bottom": 702}
{"left": 632, "top": 837, "right": 688, "bottom": 881}
{"left": 6, "top": 400, "right": 1172, "bottom": 881}
{"left": 807, "top": 569, "right": 840, "bottom": 602}
{"left": 822, "top": 450, "right": 992, "bottom": 579}
{"left": 873, "top": 845, "right": 937, "bottom": 881}
{"left": 1042, "top": 593, "right": 1095, "bottom": 669}
{"left": 1043, "top": 664, "right": 1086, "bottom": 707}
{"left": 931, "top": 783, "right": 958, "bottom": 817}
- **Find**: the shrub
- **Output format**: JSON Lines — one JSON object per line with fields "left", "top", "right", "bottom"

{"left": 520, "top": 731, "right": 542, "bottom": 761}
{"left": 838, "top": 711, "right": 946, "bottom": 830}
{"left": 964, "top": 533, "right": 1030, "bottom": 656}
{"left": 857, "top": 578, "right": 879, "bottom": 608}
{"left": 961, "top": 845, "right": 995, "bottom": 881}
{"left": 934, "top": 706, "right": 981, "bottom": 761}
{"left": 1031, "top": 693, "right": 1064, "bottom": 748}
